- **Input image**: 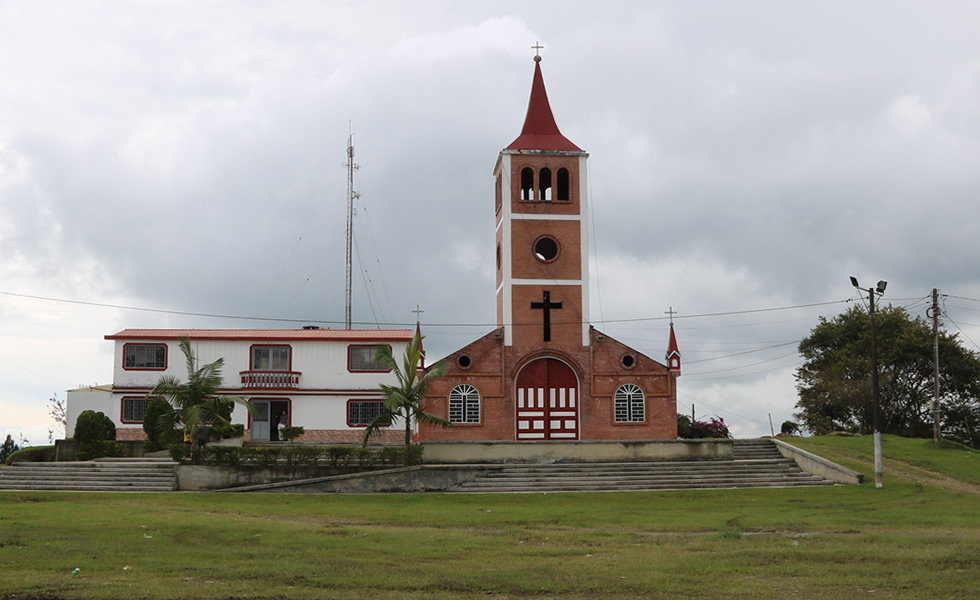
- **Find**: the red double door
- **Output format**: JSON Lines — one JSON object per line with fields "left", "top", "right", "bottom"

{"left": 515, "top": 358, "right": 579, "bottom": 440}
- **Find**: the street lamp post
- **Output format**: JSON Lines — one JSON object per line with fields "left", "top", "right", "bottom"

{"left": 851, "top": 276, "right": 887, "bottom": 489}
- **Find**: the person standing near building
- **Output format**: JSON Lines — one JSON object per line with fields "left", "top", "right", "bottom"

{"left": 196, "top": 424, "right": 210, "bottom": 449}
{"left": 277, "top": 410, "right": 288, "bottom": 441}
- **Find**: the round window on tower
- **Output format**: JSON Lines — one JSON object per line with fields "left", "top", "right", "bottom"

{"left": 533, "top": 235, "right": 560, "bottom": 263}
{"left": 621, "top": 354, "right": 636, "bottom": 369}
{"left": 457, "top": 354, "right": 472, "bottom": 369}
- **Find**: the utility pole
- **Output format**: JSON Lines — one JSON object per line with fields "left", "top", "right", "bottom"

{"left": 344, "top": 126, "right": 360, "bottom": 330}
{"left": 851, "top": 276, "right": 886, "bottom": 489}
{"left": 869, "top": 285, "right": 883, "bottom": 489}
{"left": 931, "top": 288, "right": 942, "bottom": 443}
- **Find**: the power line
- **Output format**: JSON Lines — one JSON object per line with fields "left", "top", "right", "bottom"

{"left": 0, "top": 289, "right": 859, "bottom": 329}
{"left": 683, "top": 340, "right": 799, "bottom": 365}
{"left": 945, "top": 294, "right": 980, "bottom": 304}
{"left": 683, "top": 350, "right": 801, "bottom": 377}
{"left": 678, "top": 392, "right": 771, "bottom": 424}
{"left": 943, "top": 312, "right": 980, "bottom": 352}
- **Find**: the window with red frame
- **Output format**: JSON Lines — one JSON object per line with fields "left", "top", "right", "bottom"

{"left": 122, "top": 396, "right": 151, "bottom": 423}
{"left": 124, "top": 344, "right": 166, "bottom": 370}
{"left": 252, "top": 345, "right": 290, "bottom": 370}
{"left": 348, "top": 345, "right": 389, "bottom": 372}
{"left": 348, "top": 400, "right": 387, "bottom": 426}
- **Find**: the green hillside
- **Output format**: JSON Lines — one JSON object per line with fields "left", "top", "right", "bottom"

{"left": 786, "top": 433, "right": 979, "bottom": 486}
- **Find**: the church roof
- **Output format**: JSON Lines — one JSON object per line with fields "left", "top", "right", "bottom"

{"left": 506, "top": 58, "right": 582, "bottom": 152}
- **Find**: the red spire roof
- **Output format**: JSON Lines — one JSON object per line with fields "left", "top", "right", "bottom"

{"left": 666, "top": 322, "right": 681, "bottom": 373}
{"left": 415, "top": 321, "right": 426, "bottom": 370}
{"left": 506, "top": 58, "right": 582, "bottom": 152}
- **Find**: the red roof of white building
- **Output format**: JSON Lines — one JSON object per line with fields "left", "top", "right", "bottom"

{"left": 506, "top": 58, "right": 582, "bottom": 152}
{"left": 105, "top": 329, "right": 414, "bottom": 342}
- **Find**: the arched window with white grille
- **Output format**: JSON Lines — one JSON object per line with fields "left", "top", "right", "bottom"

{"left": 449, "top": 384, "right": 481, "bottom": 424}
{"left": 614, "top": 384, "right": 645, "bottom": 422}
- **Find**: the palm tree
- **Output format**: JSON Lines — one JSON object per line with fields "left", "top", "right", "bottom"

{"left": 149, "top": 337, "right": 250, "bottom": 450}
{"left": 362, "top": 334, "right": 450, "bottom": 464}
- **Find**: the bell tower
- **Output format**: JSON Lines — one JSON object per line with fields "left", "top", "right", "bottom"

{"left": 493, "top": 53, "right": 590, "bottom": 348}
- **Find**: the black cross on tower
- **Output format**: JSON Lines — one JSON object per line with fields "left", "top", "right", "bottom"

{"left": 531, "top": 290, "right": 563, "bottom": 342}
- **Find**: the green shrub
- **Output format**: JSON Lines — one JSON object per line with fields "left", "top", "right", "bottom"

{"left": 328, "top": 446, "right": 355, "bottom": 465}
{"left": 397, "top": 445, "right": 424, "bottom": 466}
{"left": 245, "top": 447, "right": 283, "bottom": 467}
{"left": 279, "top": 426, "right": 305, "bottom": 444}
{"left": 169, "top": 443, "right": 189, "bottom": 462}
{"left": 677, "top": 414, "right": 731, "bottom": 439}
{"left": 74, "top": 410, "right": 118, "bottom": 460}
{"left": 202, "top": 446, "right": 242, "bottom": 466}
{"left": 210, "top": 423, "right": 244, "bottom": 440}
{"left": 287, "top": 446, "right": 320, "bottom": 466}
{"left": 379, "top": 446, "right": 404, "bottom": 465}
{"left": 76, "top": 440, "right": 123, "bottom": 461}
{"left": 143, "top": 397, "right": 182, "bottom": 452}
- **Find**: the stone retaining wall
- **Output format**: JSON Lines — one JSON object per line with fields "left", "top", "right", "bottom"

{"left": 421, "top": 439, "right": 732, "bottom": 463}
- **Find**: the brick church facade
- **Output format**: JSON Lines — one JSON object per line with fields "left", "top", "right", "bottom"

{"left": 418, "top": 55, "right": 680, "bottom": 442}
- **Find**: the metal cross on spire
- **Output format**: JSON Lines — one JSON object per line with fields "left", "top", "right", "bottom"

{"left": 532, "top": 41, "right": 544, "bottom": 62}
{"left": 665, "top": 306, "right": 677, "bottom": 325}
{"left": 412, "top": 304, "right": 425, "bottom": 324}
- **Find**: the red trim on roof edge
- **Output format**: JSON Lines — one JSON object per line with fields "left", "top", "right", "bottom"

{"left": 105, "top": 329, "right": 413, "bottom": 342}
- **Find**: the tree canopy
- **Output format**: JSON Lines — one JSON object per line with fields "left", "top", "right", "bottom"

{"left": 362, "top": 334, "right": 449, "bottom": 464}
{"left": 149, "top": 338, "right": 250, "bottom": 449}
{"left": 794, "top": 304, "right": 980, "bottom": 446}
{"left": 1, "top": 434, "right": 20, "bottom": 464}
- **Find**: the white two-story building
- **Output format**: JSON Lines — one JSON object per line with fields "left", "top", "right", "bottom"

{"left": 66, "top": 328, "right": 413, "bottom": 444}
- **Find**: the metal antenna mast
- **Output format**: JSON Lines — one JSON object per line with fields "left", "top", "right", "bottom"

{"left": 345, "top": 125, "right": 359, "bottom": 330}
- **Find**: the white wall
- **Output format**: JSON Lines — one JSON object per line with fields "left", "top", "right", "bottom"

{"left": 112, "top": 339, "right": 410, "bottom": 391}
{"left": 65, "top": 388, "right": 114, "bottom": 437}
{"left": 90, "top": 336, "right": 413, "bottom": 435}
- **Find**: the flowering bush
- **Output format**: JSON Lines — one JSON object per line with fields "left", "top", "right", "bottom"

{"left": 677, "top": 414, "right": 731, "bottom": 439}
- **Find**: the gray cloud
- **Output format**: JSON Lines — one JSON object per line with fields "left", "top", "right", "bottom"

{"left": 3, "top": 1, "right": 980, "bottom": 441}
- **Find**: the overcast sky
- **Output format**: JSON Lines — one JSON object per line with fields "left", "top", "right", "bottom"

{"left": 3, "top": 1, "right": 980, "bottom": 444}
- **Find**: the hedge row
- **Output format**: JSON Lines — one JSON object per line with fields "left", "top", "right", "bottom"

{"left": 4, "top": 445, "right": 56, "bottom": 465}
{"left": 170, "top": 444, "right": 424, "bottom": 467}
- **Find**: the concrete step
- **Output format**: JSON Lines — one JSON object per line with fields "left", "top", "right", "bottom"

{"left": 446, "top": 440, "right": 833, "bottom": 493}
{"left": 451, "top": 472, "right": 834, "bottom": 493}
{"left": 473, "top": 469, "right": 822, "bottom": 482}
{"left": 732, "top": 439, "right": 784, "bottom": 460}
{"left": 485, "top": 461, "right": 800, "bottom": 473}
{"left": 0, "top": 459, "right": 178, "bottom": 492}
{"left": 452, "top": 479, "right": 835, "bottom": 493}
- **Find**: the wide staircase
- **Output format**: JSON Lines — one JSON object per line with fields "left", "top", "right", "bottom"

{"left": 0, "top": 458, "right": 178, "bottom": 492}
{"left": 447, "top": 439, "right": 834, "bottom": 493}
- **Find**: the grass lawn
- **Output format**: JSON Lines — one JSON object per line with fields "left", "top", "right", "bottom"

{"left": 1, "top": 435, "right": 977, "bottom": 599}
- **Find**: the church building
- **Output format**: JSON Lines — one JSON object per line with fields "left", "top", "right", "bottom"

{"left": 418, "top": 55, "right": 680, "bottom": 442}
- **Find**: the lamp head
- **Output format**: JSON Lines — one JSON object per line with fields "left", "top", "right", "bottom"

{"left": 849, "top": 276, "right": 860, "bottom": 289}
{"left": 876, "top": 280, "right": 887, "bottom": 294}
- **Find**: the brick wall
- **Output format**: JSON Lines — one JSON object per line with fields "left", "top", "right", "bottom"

{"left": 418, "top": 327, "right": 678, "bottom": 442}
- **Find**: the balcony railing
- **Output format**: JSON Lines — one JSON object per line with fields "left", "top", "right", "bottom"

{"left": 240, "top": 370, "right": 301, "bottom": 389}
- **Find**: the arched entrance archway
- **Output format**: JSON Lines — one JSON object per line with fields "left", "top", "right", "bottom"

{"left": 515, "top": 357, "right": 579, "bottom": 440}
